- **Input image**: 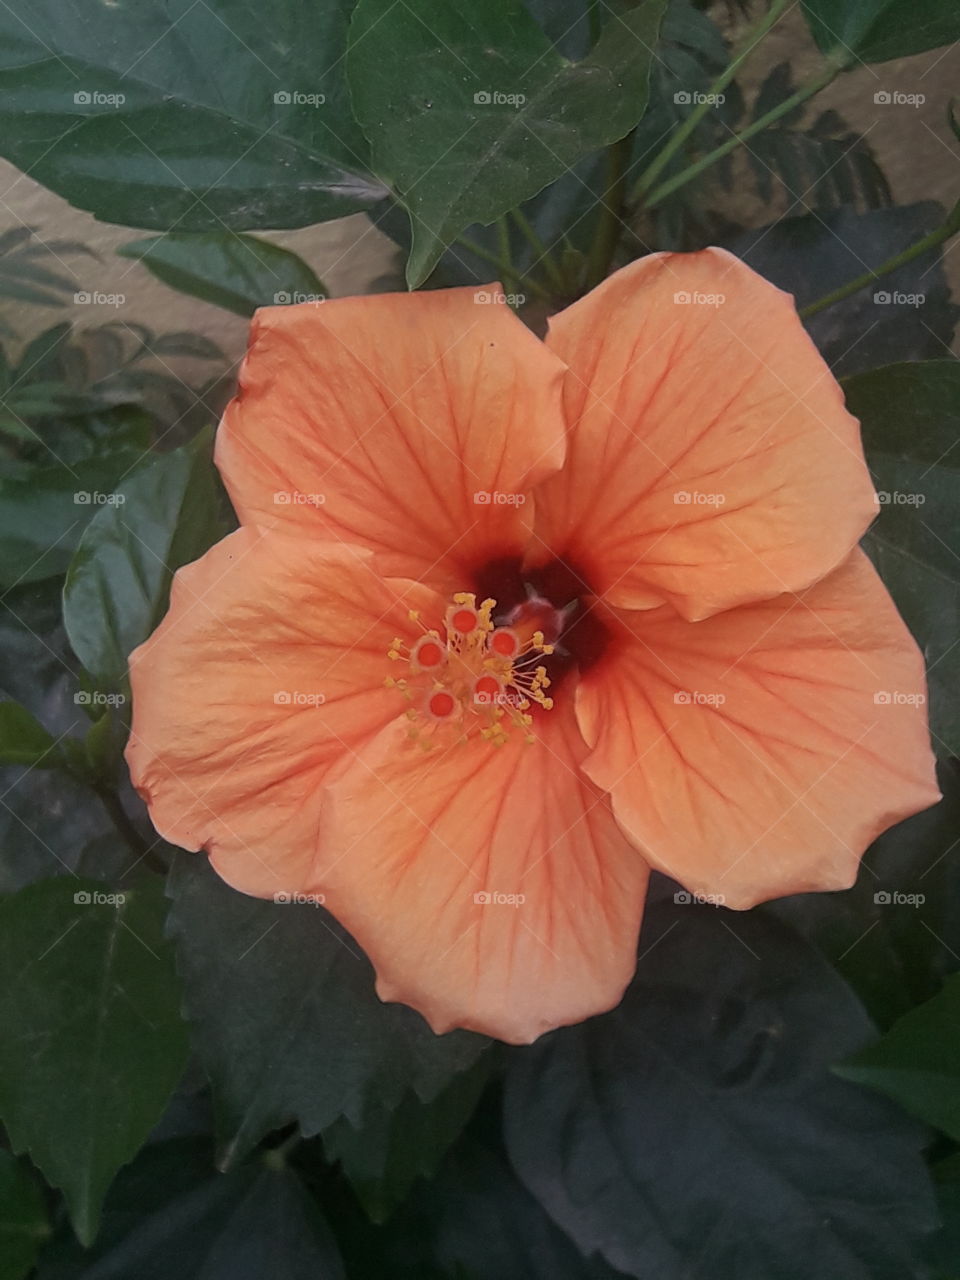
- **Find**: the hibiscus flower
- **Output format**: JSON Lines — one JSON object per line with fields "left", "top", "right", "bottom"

{"left": 127, "top": 248, "right": 939, "bottom": 1044}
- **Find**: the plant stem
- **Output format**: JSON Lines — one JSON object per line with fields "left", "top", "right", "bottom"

{"left": 583, "top": 128, "right": 636, "bottom": 291}
{"left": 800, "top": 197, "right": 960, "bottom": 319}
{"left": 95, "top": 784, "right": 166, "bottom": 874}
{"left": 454, "top": 235, "right": 552, "bottom": 301}
{"left": 632, "top": 0, "right": 793, "bottom": 200}
{"left": 642, "top": 61, "right": 841, "bottom": 211}
{"left": 510, "top": 209, "right": 568, "bottom": 293}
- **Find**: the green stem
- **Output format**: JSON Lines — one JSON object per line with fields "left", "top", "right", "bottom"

{"left": 643, "top": 62, "right": 840, "bottom": 211}
{"left": 583, "top": 128, "right": 636, "bottom": 292}
{"left": 454, "top": 234, "right": 551, "bottom": 302}
{"left": 633, "top": 0, "right": 793, "bottom": 200}
{"left": 800, "top": 197, "right": 960, "bottom": 319}
{"left": 94, "top": 785, "right": 167, "bottom": 874}
{"left": 510, "top": 208, "right": 568, "bottom": 293}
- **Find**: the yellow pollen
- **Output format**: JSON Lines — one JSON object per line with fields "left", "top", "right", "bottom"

{"left": 385, "top": 592, "right": 555, "bottom": 747}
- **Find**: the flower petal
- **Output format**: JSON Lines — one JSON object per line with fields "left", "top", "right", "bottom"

{"left": 533, "top": 248, "right": 878, "bottom": 620}
{"left": 126, "top": 528, "right": 435, "bottom": 897}
{"left": 315, "top": 701, "right": 650, "bottom": 1043}
{"left": 575, "top": 551, "right": 939, "bottom": 908}
{"left": 216, "top": 287, "right": 567, "bottom": 591}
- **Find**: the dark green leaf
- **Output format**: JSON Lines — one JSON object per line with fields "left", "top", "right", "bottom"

{"left": 0, "top": 1, "right": 386, "bottom": 231}
{"left": 802, "top": 0, "right": 960, "bottom": 63}
{"left": 0, "top": 444, "right": 150, "bottom": 589}
{"left": 62, "top": 431, "right": 225, "bottom": 689}
{"left": 503, "top": 897, "right": 936, "bottom": 1279}
{"left": 119, "top": 234, "right": 328, "bottom": 317}
{"left": 349, "top": 0, "right": 668, "bottom": 286}
{"left": 0, "top": 875, "right": 189, "bottom": 1244}
{"left": 146, "top": 332, "right": 225, "bottom": 362}
{"left": 322, "top": 1057, "right": 491, "bottom": 1221}
{"left": 0, "top": 1150, "right": 50, "bottom": 1280}
{"left": 394, "top": 1141, "right": 627, "bottom": 1280}
{"left": 167, "top": 854, "right": 488, "bottom": 1168}
{"left": 773, "top": 759, "right": 960, "bottom": 1030}
{"left": 0, "top": 700, "right": 58, "bottom": 767}
{"left": 837, "top": 973, "right": 960, "bottom": 1140}
{"left": 843, "top": 360, "right": 960, "bottom": 755}
{"left": 37, "top": 1155, "right": 344, "bottom": 1280}
{"left": 724, "top": 202, "right": 959, "bottom": 376}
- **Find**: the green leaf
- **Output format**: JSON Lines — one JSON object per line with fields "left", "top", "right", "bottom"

{"left": 36, "top": 1152, "right": 345, "bottom": 1280}
{"left": 0, "top": 445, "right": 150, "bottom": 590}
{"left": 802, "top": 0, "right": 960, "bottom": 62}
{"left": 119, "top": 234, "right": 328, "bottom": 317}
{"left": 837, "top": 973, "right": 960, "bottom": 1141}
{"left": 502, "top": 895, "right": 936, "bottom": 1280}
{"left": 0, "top": 1, "right": 386, "bottom": 232}
{"left": 724, "top": 202, "right": 957, "bottom": 378}
{"left": 0, "top": 875, "right": 189, "bottom": 1245}
{"left": 773, "top": 759, "right": 960, "bottom": 1031}
{"left": 0, "top": 700, "right": 58, "bottom": 767}
{"left": 349, "top": 0, "right": 668, "bottom": 287}
{"left": 166, "top": 854, "right": 488, "bottom": 1169}
{"left": 62, "top": 431, "right": 226, "bottom": 689}
{"left": 322, "top": 1058, "right": 491, "bottom": 1222}
{"left": 0, "top": 1150, "right": 50, "bottom": 1280}
{"left": 391, "top": 1140, "right": 627, "bottom": 1280}
{"left": 843, "top": 360, "right": 960, "bottom": 755}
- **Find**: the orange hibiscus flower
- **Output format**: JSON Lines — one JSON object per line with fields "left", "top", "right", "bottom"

{"left": 127, "top": 249, "right": 939, "bottom": 1044}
